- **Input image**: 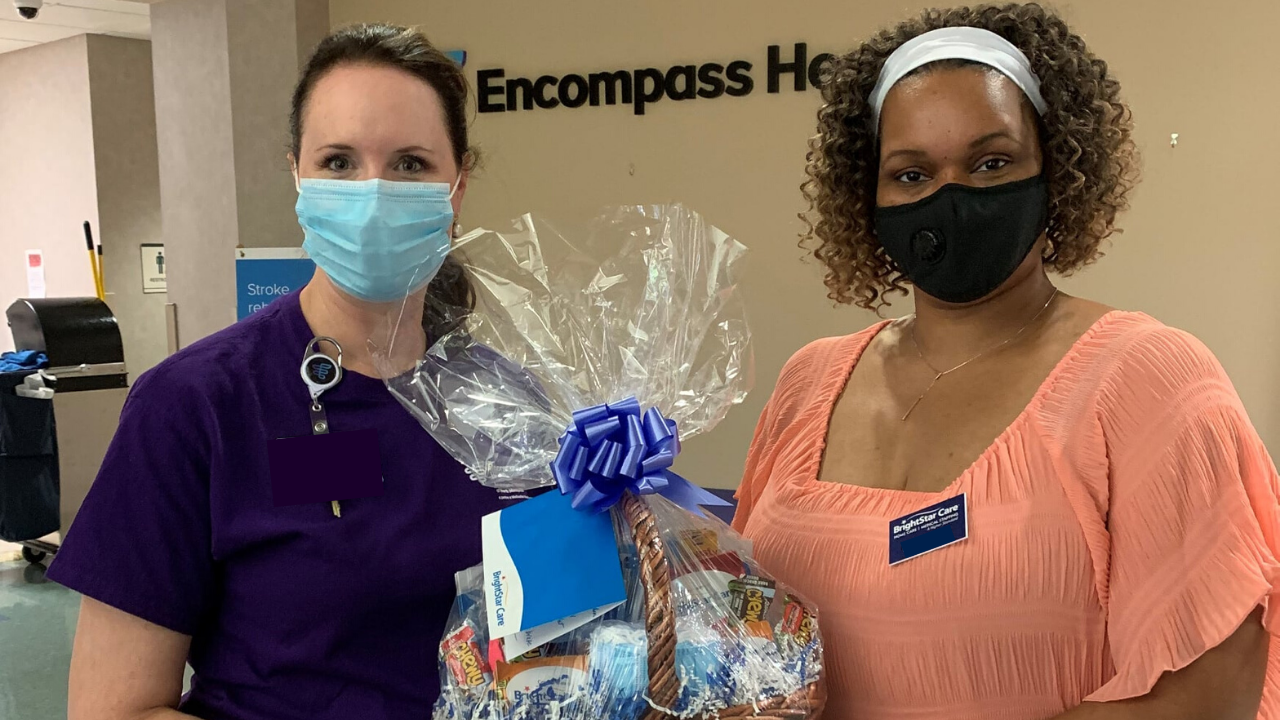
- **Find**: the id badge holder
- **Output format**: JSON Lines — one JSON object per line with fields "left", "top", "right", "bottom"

{"left": 303, "top": 338, "right": 343, "bottom": 517}
{"left": 267, "top": 337, "right": 385, "bottom": 517}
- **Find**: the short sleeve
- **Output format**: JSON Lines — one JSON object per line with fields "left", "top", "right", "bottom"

{"left": 1086, "top": 326, "right": 1280, "bottom": 702}
{"left": 731, "top": 401, "right": 776, "bottom": 532}
{"left": 731, "top": 335, "right": 852, "bottom": 532}
{"left": 46, "top": 365, "right": 215, "bottom": 635}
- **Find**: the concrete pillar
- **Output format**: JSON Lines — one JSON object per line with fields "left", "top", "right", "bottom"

{"left": 151, "top": 0, "right": 328, "bottom": 348}
{"left": 86, "top": 35, "right": 167, "bottom": 377}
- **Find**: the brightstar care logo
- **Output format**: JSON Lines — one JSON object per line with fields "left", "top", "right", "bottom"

{"left": 892, "top": 504, "right": 961, "bottom": 538}
{"left": 491, "top": 570, "right": 507, "bottom": 627}
{"left": 476, "top": 43, "right": 833, "bottom": 116}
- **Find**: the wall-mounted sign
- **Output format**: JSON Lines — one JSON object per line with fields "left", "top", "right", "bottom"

{"left": 476, "top": 43, "right": 832, "bottom": 116}
{"left": 141, "top": 243, "right": 166, "bottom": 294}
{"left": 235, "top": 247, "right": 315, "bottom": 320}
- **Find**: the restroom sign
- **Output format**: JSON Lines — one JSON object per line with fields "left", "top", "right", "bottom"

{"left": 141, "top": 243, "right": 166, "bottom": 293}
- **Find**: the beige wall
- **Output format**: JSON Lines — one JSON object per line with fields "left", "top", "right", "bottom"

{"left": 0, "top": 35, "right": 166, "bottom": 377}
{"left": 329, "top": 0, "right": 1280, "bottom": 488}
{"left": 86, "top": 35, "right": 167, "bottom": 376}
{"left": 0, "top": 36, "right": 99, "bottom": 351}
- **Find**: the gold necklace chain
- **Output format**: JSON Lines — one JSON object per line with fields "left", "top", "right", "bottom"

{"left": 903, "top": 289, "right": 1059, "bottom": 422}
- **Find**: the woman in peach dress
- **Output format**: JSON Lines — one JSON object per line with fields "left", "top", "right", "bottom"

{"left": 733, "top": 4, "right": 1280, "bottom": 719}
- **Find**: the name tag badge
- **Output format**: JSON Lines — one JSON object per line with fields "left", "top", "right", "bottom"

{"left": 889, "top": 493, "right": 968, "bottom": 566}
{"left": 268, "top": 428, "right": 385, "bottom": 507}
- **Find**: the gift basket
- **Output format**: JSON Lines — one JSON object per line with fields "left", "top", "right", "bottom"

{"left": 375, "top": 205, "right": 825, "bottom": 719}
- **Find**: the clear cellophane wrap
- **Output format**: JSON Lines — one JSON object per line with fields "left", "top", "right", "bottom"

{"left": 376, "top": 205, "right": 825, "bottom": 719}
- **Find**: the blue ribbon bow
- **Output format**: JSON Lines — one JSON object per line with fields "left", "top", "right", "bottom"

{"left": 551, "top": 396, "right": 732, "bottom": 514}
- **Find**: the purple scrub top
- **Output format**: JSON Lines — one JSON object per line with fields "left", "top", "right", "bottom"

{"left": 48, "top": 290, "right": 512, "bottom": 719}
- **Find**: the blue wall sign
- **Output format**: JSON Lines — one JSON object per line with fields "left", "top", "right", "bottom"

{"left": 235, "top": 248, "right": 315, "bottom": 320}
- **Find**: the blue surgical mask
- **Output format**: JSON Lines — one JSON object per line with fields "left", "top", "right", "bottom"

{"left": 295, "top": 177, "right": 457, "bottom": 303}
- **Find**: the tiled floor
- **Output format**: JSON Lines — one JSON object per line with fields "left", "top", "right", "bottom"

{"left": 0, "top": 558, "right": 78, "bottom": 720}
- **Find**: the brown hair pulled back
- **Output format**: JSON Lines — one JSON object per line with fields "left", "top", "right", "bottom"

{"left": 290, "top": 23, "right": 477, "bottom": 344}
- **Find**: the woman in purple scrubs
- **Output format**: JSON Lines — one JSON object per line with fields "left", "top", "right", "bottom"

{"left": 48, "top": 24, "right": 507, "bottom": 720}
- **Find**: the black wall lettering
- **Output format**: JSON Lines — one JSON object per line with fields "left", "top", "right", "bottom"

{"left": 559, "top": 74, "right": 589, "bottom": 108}
{"left": 768, "top": 43, "right": 808, "bottom": 93}
{"left": 506, "top": 77, "right": 535, "bottom": 111}
{"left": 477, "top": 69, "right": 506, "bottom": 113}
{"left": 697, "top": 63, "right": 726, "bottom": 99}
{"left": 533, "top": 75, "right": 560, "bottom": 109}
{"left": 664, "top": 65, "right": 697, "bottom": 101}
{"left": 633, "top": 68, "right": 665, "bottom": 115}
{"left": 475, "top": 43, "right": 826, "bottom": 116}
{"left": 808, "top": 53, "right": 834, "bottom": 89}
{"left": 589, "top": 70, "right": 633, "bottom": 106}
{"left": 725, "top": 60, "right": 754, "bottom": 97}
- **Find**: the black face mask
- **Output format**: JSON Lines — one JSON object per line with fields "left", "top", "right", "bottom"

{"left": 873, "top": 175, "right": 1049, "bottom": 304}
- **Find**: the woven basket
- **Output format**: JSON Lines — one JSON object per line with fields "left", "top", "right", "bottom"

{"left": 619, "top": 493, "right": 827, "bottom": 720}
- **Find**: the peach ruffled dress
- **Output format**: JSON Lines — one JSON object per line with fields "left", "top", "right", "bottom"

{"left": 733, "top": 312, "right": 1280, "bottom": 719}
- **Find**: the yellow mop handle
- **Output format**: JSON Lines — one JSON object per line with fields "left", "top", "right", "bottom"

{"left": 84, "top": 221, "right": 103, "bottom": 301}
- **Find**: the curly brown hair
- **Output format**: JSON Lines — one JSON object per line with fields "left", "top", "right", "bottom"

{"left": 801, "top": 2, "right": 1139, "bottom": 310}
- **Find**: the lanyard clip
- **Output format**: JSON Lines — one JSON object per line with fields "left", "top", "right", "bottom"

{"left": 301, "top": 336, "right": 343, "bottom": 408}
{"left": 302, "top": 337, "right": 343, "bottom": 518}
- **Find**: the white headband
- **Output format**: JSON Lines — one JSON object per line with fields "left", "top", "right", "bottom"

{"left": 870, "top": 27, "right": 1048, "bottom": 134}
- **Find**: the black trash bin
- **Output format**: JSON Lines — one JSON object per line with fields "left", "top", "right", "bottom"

{"left": 7, "top": 297, "right": 127, "bottom": 392}
{"left": 4, "top": 297, "right": 127, "bottom": 564}
{"left": 0, "top": 370, "right": 60, "bottom": 563}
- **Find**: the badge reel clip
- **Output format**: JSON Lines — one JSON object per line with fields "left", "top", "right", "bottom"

{"left": 301, "top": 336, "right": 344, "bottom": 517}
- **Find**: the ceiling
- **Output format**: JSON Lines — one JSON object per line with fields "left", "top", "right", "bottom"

{"left": 0, "top": 0, "right": 150, "bottom": 56}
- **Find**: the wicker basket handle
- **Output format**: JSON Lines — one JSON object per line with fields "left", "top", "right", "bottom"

{"left": 619, "top": 492, "right": 826, "bottom": 720}
{"left": 620, "top": 493, "right": 679, "bottom": 718}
